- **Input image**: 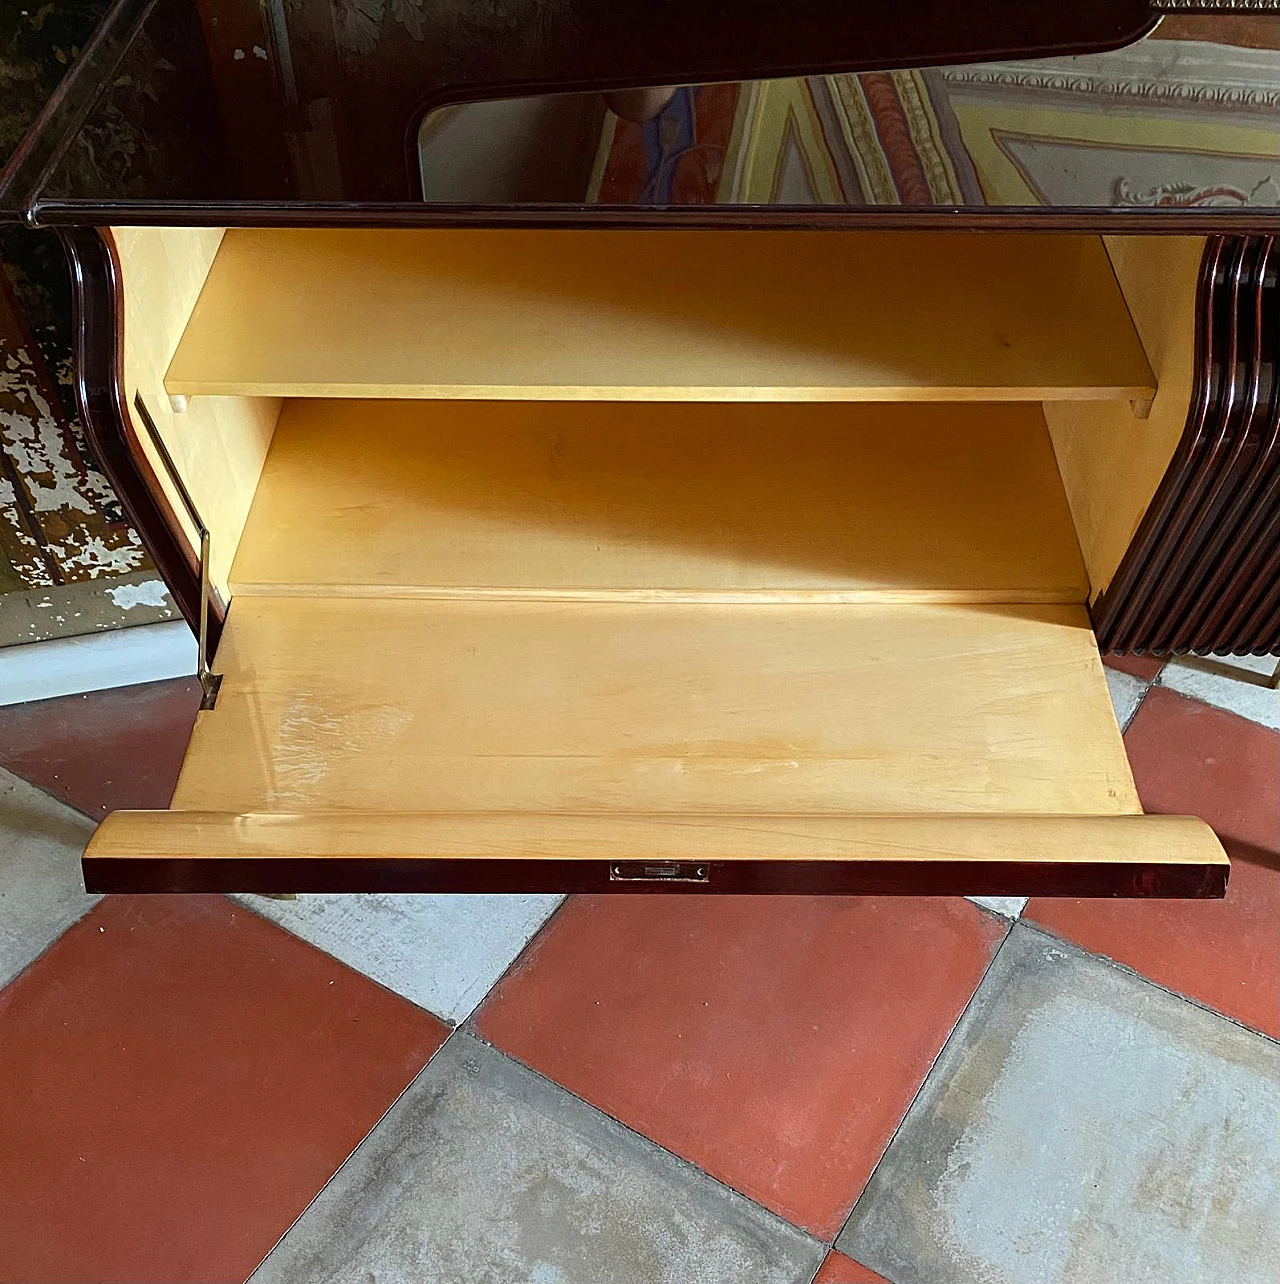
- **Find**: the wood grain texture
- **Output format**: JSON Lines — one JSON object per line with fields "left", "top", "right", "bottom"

{"left": 113, "top": 225, "right": 281, "bottom": 598}
{"left": 164, "top": 230, "right": 1155, "bottom": 403}
{"left": 169, "top": 597, "right": 1140, "bottom": 817}
{"left": 1044, "top": 236, "right": 1205, "bottom": 601}
{"left": 87, "top": 811, "right": 1224, "bottom": 869}
{"left": 229, "top": 400, "right": 1089, "bottom": 604}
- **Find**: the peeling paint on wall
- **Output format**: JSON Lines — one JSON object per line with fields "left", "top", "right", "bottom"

{"left": 106, "top": 579, "right": 171, "bottom": 610}
{"left": 1, "top": 275, "right": 149, "bottom": 590}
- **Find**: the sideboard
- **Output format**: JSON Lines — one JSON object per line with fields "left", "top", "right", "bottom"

{"left": 3, "top": 0, "right": 1276, "bottom": 896}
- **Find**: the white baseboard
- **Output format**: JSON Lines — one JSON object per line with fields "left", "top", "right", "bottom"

{"left": 0, "top": 621, "right": 197, "bottom": 706}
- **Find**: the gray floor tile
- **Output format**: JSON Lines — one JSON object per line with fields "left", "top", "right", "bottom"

{"left": 839, "top": 925, "right": 1280, "bottom": 1284}
{"left": 967, "top": 895, "right": 1027, "bottom": 919}
{"left": 233, "top": 893, "right": 563, "bottom": 1023}
{"left": 1104, "top": 666, "right": 1147, "bottom": 730}
{"left": 0, "top": 766, "right": 98, "bottom": 987}
{"left": 251, "top": 1034, "right": 823, "bottom": 1284}
{"left": 1159, "top": 659, "right": 1279, "bottom": 730}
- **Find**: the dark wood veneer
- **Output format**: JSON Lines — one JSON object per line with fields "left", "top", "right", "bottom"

{"left": 1093, "top": 234, "right": 1280, "bottom": 657}
{"left": 16, "top": 0, "right": 1277, "bottom": 221}
{"left": 58, "top": 225, "right": 220, "bottom": 649}
{"left": 82, "top": 856, "right": 1228, "bottom": 899}
{"left": 30, "top": 202, "right": 1280, "bottom": 237}
{"left": 1176, "top": 239, "right": 1279, "bottom": 650}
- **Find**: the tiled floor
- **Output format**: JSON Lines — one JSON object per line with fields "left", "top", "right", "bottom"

{"left": 0, "top": 658, "right": 1275, "bottom": 1284}
{"left": 0, "top": 895, "right": 447, "bottom": 1284}
{"left": 814, "top": 1251, "right": 893, "bottom": 1284}
{"left": 1028, "top": 685, "right": 1279, "bottom": 1037}
{"left": 474, "top": 895, "right": 1006, "bottom": 1238}
{"left": 0, "top": 676, "right": 201, "bottom": 816}
{"left": 840, "top": 927, "right": 1280, "bottom": 1284}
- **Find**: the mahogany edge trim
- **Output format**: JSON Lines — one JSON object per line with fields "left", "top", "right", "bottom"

{"left": 82, "top": 856, "right": 1228, "bottom": 899}
{"left": 29, "top": 203, "right": 1279, "bottom": 236}
{"left": 58, "top": 224, "right": 220, "bottom": 648}
{"left": 1093, "top": 233, "right": 1280, "bottom": 656}
{"left": 1092, "top": 236, "right": 1225, "bottom": 651}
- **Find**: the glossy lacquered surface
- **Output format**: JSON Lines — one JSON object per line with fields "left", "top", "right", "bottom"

{"left": 1095, "top": 233, "right": 1280, "bottom": 654}
{"left": 15, "top": 0, "right": 1280, "bottom": 228}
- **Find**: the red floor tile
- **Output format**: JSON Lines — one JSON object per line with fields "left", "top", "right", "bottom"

{"left": 814, "top": 1250, "right": 893, "bottom": 1283}
{"left": 1103, "top": 652, "right": 1164, "bottom": 682}
{"left": 0, "top": 895, "right": 447, "bottom": 1284}
{"left": 1029, "top": 686, "right": 1279, "bottom": 1037}
{"left": 475, "top": 896, "right": 1006, "bottom": 1239}
{"left": 0, "top": 676, "right": 200, "bottom": 817}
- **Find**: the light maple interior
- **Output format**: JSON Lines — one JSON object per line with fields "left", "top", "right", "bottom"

{"left": 86, "top": 227, "right": 1225, "bottom": 886}
{"left": 229, "top": 400, "right": 1089, "bottom": 604}
{"left": 164, "top": 229, "right": 1155, "bottom": 403}
{"left": 171, "top": 598, "right": 1136, "bottom": 818}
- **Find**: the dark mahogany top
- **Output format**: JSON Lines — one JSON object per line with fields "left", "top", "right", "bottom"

{"left": 5, "top": 0, "right": 1279, "bottom": 229}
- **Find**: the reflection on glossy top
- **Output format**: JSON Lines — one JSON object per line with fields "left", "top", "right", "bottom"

{"left": 35, "top": 0, "right": 1280, "bottom": 223}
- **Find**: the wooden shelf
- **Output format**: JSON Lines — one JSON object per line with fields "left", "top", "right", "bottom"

{"left": 165, "top": 229, "right": 1155, "bottom": 402}
{"left": 229, "top": 400, "right": 1090, "bottom": 603}
{"left": 171, "top": 597, "right": 1138, "bottom": 818}
{"left": 76, "top": 593, "right": 1227, "bottom": 894}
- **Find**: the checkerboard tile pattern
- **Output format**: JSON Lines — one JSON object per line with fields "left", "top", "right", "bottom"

{"left": 0, "top": 657, "right": 1276, "bottom": 1284}
{"left": 249, "top": 1034, "right": 825, "bottom": 1284}
{"left": 474, "top": 895, "right": 1007, "bottom": 1238}
{"left": 232, "top": 891, "right": 563, "bottom": 1024}
{"left": 0, "top": 892, "right": 447, "bottom": 1284}
{"left": 1029, "top": 685, "right": 1280, "bottom": 1037}
{"left": 838, "top": 926, "right": 1280, "bottom": 1284}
